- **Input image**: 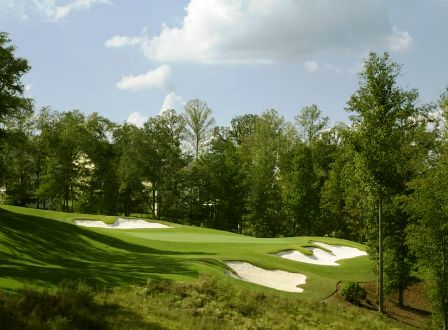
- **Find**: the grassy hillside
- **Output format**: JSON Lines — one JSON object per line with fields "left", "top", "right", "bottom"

{"left": 1, "top": 277, "right": 413, "bottom": 330}
{"left": 0, "top": 205, "right": 374, "bottom": 301}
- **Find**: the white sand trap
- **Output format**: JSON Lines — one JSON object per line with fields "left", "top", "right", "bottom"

{"left": 226, "top": 261, "right": 306, "bottom": 292}
{"left": 275, "top": 241, "right": 367, "bottom": 266}
{"left": 74, "top": 218, "right": 172, "bottom": 229}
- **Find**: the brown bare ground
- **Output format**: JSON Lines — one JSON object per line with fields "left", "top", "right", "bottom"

{"left": 324, "top": 281, "right": 431, "bottom": 328}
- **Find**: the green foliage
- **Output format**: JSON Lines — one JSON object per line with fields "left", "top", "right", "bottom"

{"left": 346, "top": 52, "right": 432, "bottom": 306}
{"left": 183, "top": 99, "right": 215, "bottom": 158}
{"left": 283, "top": 141, "right": 319, "bottom": 236}
{"left": 0, "top": 32, "right": 31, "bottom": 124}
{"left": 295, "top": 104, "right": 329, "bottom": 145}
{"left": 341, "top": 281, "right": 367, "bottom": 305}
{"left": 320, "top": 141, "right": 375, "bottom": 241}
{"left": 403, "top": 145, "right": 448, "bottom": 329}
{"left": 243, "top": 109, "right": 287, "bottom": 237}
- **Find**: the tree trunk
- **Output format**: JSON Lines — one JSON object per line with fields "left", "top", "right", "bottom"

{"left": 152, "top": 188, "right": 156, "bottom": 219}
{"left": 379, "top": 195, "right": 384, "bottom": 313}
{"left": 398, "top": 245, "right": 405, "bottom": 307}
{"left": 442, "top": 240, "right": 447, "bottom": 330}
{"left": 398, "top": 287, "right": 404, "bottom": 307}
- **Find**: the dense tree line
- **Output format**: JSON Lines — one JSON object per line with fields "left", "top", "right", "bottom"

{"left": 2, "top": 32, "right": 448, "bottom": 327}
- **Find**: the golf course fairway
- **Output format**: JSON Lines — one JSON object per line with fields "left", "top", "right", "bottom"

{"left": 0, "top": 205, "right": 374, "bottom": 301}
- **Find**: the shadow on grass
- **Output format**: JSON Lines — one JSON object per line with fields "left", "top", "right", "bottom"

{"left": 0, "top": 282, "right": 169, "bottom": 330}
{"left": 0, "top": 208, "right": 213, "bottom": 290}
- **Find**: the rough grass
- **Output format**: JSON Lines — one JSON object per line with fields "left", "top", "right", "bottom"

{"left": 0, "top": 278, "right": 411, "bottom": 330}
{"left": 0, "top": 205, "right": 374, "bottom": 301}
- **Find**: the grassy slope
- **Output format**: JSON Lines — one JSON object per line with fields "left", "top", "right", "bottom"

{"left": 0, "top": 205, "right": 374, "bottom": 301}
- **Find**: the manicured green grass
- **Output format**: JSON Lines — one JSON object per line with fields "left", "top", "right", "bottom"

{"left": 0, "top": 205, "right": 374, "bottom": 301}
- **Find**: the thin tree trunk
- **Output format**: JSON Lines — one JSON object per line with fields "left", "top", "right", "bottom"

{"left": 379, "top": 195, "right": 384, "bottom": 313}
{"left": 398, "top": 244, "right": 405, "bottom": 307}
{"left": 442, "top": 240, "right": 447, "bottom": 330}
{"left": 398, "top": 288, "right": 404, "bottom": 307}
{"left": 152, "top": 188, "right": 156, "bottom": 219}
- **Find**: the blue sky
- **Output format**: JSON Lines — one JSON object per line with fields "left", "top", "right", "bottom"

{"left": 1, "top": 0, "right": 447, "bottom": 127}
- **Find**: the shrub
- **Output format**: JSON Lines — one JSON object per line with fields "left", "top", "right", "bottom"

{"left": 341, "top": 281, "right": 366, "bottom": 305}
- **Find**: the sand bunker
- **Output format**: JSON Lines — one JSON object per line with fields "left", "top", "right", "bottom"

{"left": 226, "top": 261, "right": 306, "bottom": 292}
{"left": 274, "top": 241, "right": 367, "bottom": 266}
{"left": 74, "top": 218, "right": 172, "bottom": 229}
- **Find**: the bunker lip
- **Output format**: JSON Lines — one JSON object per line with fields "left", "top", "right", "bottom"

{"left": 74, "top": 217, "right": 172, "bottom": 229}
{"left": 226, "top": 261, "right": 306, "bottom": 293}
{"left": 274, "top": 241, "right": 367, "bottom": 266}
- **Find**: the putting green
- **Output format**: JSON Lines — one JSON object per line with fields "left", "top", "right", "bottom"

{"left": 0, "top": 205, "right": 374, "bottom": 301}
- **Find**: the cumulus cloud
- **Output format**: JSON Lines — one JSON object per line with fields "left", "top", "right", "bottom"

{"left": 387, "top": 26, "right": 413, "bottom": 52}
{"left": 160, "top": 92, "right": 185, "bottom": 114}
{"left": 126, "top": 112, "right": 148, "bottom": 128}
{"left": 116, "top": 64, "right": 171, "bottom": 91}
{"left": 138, "top": 0, "right": 400, "bottom": 64}
{"left": 105, "top": 35, "right": 144, "bottom": 48}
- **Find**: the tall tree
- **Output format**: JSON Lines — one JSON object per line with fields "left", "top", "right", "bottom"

{"left": 37, "top": 110, "right": 88, "bottom": 212}
{"left": 295, "top": 104, "right": 329, "bottom": 146}
{"left": 230, "top": 114, "right": 258, "bottom": 145}
{"left": 282, "top": 141, "right": 318, "bottom": 236}
{"left": 287, "top": 105, "right": 334, "bottom": 236}
{"left": 192, "top": 127, "right": 246, "bottom": 231}
{"left": 0, "top": 99, "right": 35, "bottom": 205}
{"left": 320, "top": 139, "right": 376, "bottom": 241}
{"left": 183, "top": 99, "right": 215, "bottom": 158}
{"left": 404, "top": 146, "right": 448, "bottom": 329}
{"left": 243, "top": 110, "right": 287, "bottom": 237}
{"left": 114, "top": 124, "right": 146, "bottom": 216}
{"left": 81, "top": 112, "right": 119, "bottom": 215}
{"left": 346, "top": 52, "right": 428, "bottom": 311}
{"left": 0, "top": 32, "right": 30, "bottom": 125}
{"left": 0, "top": 32, "right": 31, "bottom": 187}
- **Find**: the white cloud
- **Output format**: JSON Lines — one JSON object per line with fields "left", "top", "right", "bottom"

{"left": 304, "top": 61, "right": 319, "bottom": 73}
{"left": 160, "top": 92, "right": 185, "bottom": 114}
{"left": 387, "top": 26, "right": 413, "bottom": 52}
{"left": 43, "top": 0, "right": 111, "bottom": 21}
{"left": 116, "top": 65, "right": 171, "bottom": 91}
{"left": 126, "top": 112, "right": 148, "bottom": 128}
{"left": 139, "top": 0, "right": 397, "bottom": 64}
{"left": 304, "top": 61, "right": 342, "bottom": 74}
{"left": 1, "top": 0, "right": 110, "bottom": 21}
{"left": 105, "top": 35, "right": 144, "bottom": 48}
{"left": 0, "top": 0, "right": 28, "bottom": 20}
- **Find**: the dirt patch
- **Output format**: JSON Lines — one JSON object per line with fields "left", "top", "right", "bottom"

{"left": 325, "top": 281, "right": 431, "bottom": 328}
{"left": 363, "top": 282, "right": 431, "bottom": 328}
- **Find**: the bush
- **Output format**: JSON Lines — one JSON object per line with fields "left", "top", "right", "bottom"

{"left": 341, "top": 281, "right": 366, "bottom": 305}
